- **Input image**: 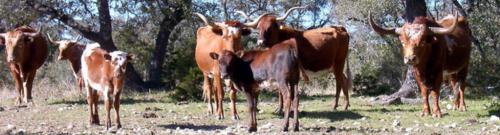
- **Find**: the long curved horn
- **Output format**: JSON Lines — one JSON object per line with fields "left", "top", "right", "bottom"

{"left": 235, "top": 11, "right": 250, "bottom": 22}
{"left": 193, "top": 12, "right": 219, "bottom": 28}
{"left": 46, "top": 33, "right": 58, "bottom": 44}
{"left": 368, "top": 11, "right": 399, "bottom": 36}
{"left": 276, "top": 6, "right": 307, "bottom": 21}
{"left": 429, "top": 12, "right": 458, "bottom": 35}
{"left": 73, "top": 35, "right": 82, "bottom": 42}
{"left": 242, "top": 13, "right": 273, "bottom": 28}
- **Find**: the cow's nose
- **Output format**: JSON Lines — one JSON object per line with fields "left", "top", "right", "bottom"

{"left": 256, "top": 39, "right": 264, "bottom": 46}
{"left": 404, "top": 56, "right": 416, "bottom": 64}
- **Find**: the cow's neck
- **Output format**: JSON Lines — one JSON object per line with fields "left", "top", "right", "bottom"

{"left": 230, "top": 59, "right": 254, "bottom": 90}
{"left": 68, "top": 44, "right": 85, "bottom": 73}
{"left": 277, "top": 28, "right": 301, "bottom": 44}
{"left": 412, "top": 40, "right": 446, "bottom": 88}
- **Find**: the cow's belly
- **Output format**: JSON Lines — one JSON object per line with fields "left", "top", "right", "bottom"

{"left": 87, "top": 79, "right": 107, "bottom": 92}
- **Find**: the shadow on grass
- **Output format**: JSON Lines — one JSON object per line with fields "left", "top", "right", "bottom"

{"left": 157, "top": 123, "right": 227, "bottom": 131}
{"left": 301, "top": 110, "right": 363, "bottom": 122}
{"left": 48, "top": 98, "right": 166, "bottom": 105}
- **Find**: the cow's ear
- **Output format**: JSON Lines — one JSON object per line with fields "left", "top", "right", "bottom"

{"left": 209, "top": 52, "right": 219, "bottom": 60}
{"left": 104, "top": 54, "right": 112, "bottom": 61}
{"left": 127, "top": 53, "right": 133, "bottom": 60}
{"left": 241, "top": 28, "right": 252, "bottom": 36}
{"left": 211, "top": 28, "right": 223, "bottom": 35}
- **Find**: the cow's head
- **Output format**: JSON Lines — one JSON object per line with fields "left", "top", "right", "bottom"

{"left": 240, "top": 6, "right": 306, "bottom": 47}
{"left": 209, "top": 50, "right": 239, "bottom": 79}
{"left": 0, "top": 27, "right": 41, "bottom": 63}
{"left": 369, "top": 12, "right": 458, "bottom": 65}
{"left": 47, "top": 34, "right": 82, "bottom": 60}
{"left": 195, "top": 13, "right": 253, "bottom": 52}
{"left": 104, "top": 51, "right": 132, "bottom": 78}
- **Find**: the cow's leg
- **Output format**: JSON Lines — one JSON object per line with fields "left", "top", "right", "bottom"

{"left": 85, "top": 82, "right": 95, "bottom": 126}
{"left": 291, "top": 84, "right": 300, "bottom": 132}
{"left": 456, "top": 68, "right": 468, "bottom": 112}
{"left": 418, "top": 86, "right": 430, "bottom": 117}
{"left": 104, "top": 88, "right": 112, "bottom": 130}
{"left": 24, "top": 71, "right": 36, "bottom": 104}
{"left": 229, "top": 83, "right": 239, "bottom": 120}
{"left": 332, "top": 70, "right": 344, "bottom": 110}
{"left": 10, "top": 69, "right": 23, "bottom": 105}
{"left": 202, "top": 74, "right": 214, "bottom": 115}
{"left": 244, "top": 90, "right": 257, "bottom": 132}
{"left": 450, "top": 78, "right": 460, "bottom": 110}
{"left": 430, "top": 88, "right": 442, "bottom": 118}
{"left": 113, "top": 92, "right": 122, "bottom": 129}
{"left": 281, "top": 84, "right": 292, "bottom": 132}
{"left": 274, "top": 91, "right": 284, "bottom": 114}
{"left": 92, "top": 91, "right": 100, "bottom": 125}
{"left": 213, "top": 72, "right": 225, "bottom": 120}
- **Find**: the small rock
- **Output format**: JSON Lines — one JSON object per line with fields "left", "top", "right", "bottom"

{"left": 361, "top": 117, "right": 367, "bottom": 121}
{"left": 405, "top": 127, "right": 413, "bottom": 132}
{"left": 258, "top": 109, "right": 264, "bottom": 114}
{"left": 260, "top": 123, "right": 273, "bottom": 129}
{"left": 489, "top": 115, "right": 499, "bottom": 122}
{"left": 482, "top": 127, "right": 487, "bottom": 131}
{"left": 445, "top": 123, "right": 457, "bottom": 128}
{"left": 0, "top": 106, "right": 4, "bottom": 111}
{"left": 168, "top": 110, "right": 175, "bottom": 113}
{"left": 67, "top": 124, "right": 74, "bottom": 129}
{"left": 353, "top": 122, "right": 360, "bottom": 125}
{"left": 142, "top": 112, "right": 158, "bottom": 118}
{"left": 392, "top": 119, "right": 401, "bottom": 127}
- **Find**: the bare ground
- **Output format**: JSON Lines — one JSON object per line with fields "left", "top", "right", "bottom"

{"left": 0, "top": 89, "right": 499, "bottom": 135}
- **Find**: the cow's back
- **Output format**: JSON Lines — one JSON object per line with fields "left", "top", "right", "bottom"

{"left": 438, "top": 16, "right": 472, "bottom": 71}
{"left": 299, "top": 26, "right": 349, "bottom": 71}
{"left": 250, "top": 40, "right": 300, "bottom": 83}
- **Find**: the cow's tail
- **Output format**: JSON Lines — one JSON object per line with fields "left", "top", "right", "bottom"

{"left": 343, "top": 55, "right": 353, "bottom": 92}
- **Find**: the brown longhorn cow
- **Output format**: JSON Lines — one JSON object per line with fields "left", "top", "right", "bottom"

{"left": 241, "top": 7, "right": 353, "bottom": 111}
{"left": 47, "top": 34, "right": 85, "bottom": 92}
{"left": 369, "top": 12, "right": 472, "bottom": 118}
{"left": 194, "top": 12, "right": 266, "bottom": 120}
{"left": 0, "top": 26, "right": 48, "bottom": 104}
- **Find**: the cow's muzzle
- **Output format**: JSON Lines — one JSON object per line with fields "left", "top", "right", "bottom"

{"left": 404, "top": 55, "right": 416, "bottom": 65}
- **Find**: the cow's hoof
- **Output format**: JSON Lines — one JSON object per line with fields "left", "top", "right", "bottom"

{"left": 282, "top": 127, "right": 289, "bottom": 132}
{"left": 217, "top": 115, "right": 224, "bottom": 120}
{"left": 420, "top": 112, "right": 429, "bottom": 117}
{"left": 459, "top": 106, "right": 466, "bottom": 112}
{"left": 293, "top": 126, "right": 299, "bottom": 132}
{"left": 248, "top": 127, "right": 257, "bottom": 132}
{"left": 232, "top": 115, "right": 240, "bottom": 120}
{"left": 116, "top": 124, "right": 122, "bottom": 129}
{"left": 432, "top": 113, "right": 442, "bottom": 118}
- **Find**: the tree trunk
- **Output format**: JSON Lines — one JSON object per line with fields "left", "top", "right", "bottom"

{"left": 376, "top": 0, "right": 426, "bottom": 105}
{"left": 146, "top": 1, "right": 190, "bottom": 89}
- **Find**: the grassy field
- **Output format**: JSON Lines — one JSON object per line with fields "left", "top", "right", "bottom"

{"left": 0, "top": 90, "right": 499, "bottom": 134}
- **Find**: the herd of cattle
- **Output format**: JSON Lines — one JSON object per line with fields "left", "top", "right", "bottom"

{"left": 0, "top": 6, "right": 471, "bottom": 132}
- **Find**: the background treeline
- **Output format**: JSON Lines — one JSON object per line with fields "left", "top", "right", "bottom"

{"left": 0, "top": 0, "right": 498, "bottom": 101}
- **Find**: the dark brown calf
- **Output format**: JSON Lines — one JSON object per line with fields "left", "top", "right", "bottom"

{"left": 241, "top": 7, "right": 352, "bottom": 111}
{"left": 210, "top": 39, "right": 301, "bottom": 132}
{"left": 47, "top": 34, "right": 85, "bottom": 92}
{"left": 81, "top": 43, "right": 131, "bottom": 129}
{"left": 0, "top": 26, "right": 48, "bottom": 104}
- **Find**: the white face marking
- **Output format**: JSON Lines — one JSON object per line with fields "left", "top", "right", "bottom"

{"left": 109, "top": 51, "right": 128, "bottom": 67}
{"left": 227, "top": 26, "right": 239, "bottom": 35}
{"left": 407, "top": 27, "right": 424, "bottom": 40}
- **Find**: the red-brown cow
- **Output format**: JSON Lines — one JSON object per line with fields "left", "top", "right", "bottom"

{"left": 209, "top": 38, "right": 301, "bottom": 132}
{"left": 369, "top": 12, "right": 471, "bottom": 118}
{"left": 0, "top": 26, "right": 48, "bottom": 104}
{"left": 194, "top": 12, "right": 264, "bottom": 120}
{"left": 241, "top": 7, "right": 353, "bottom": 111}
{"left": 47, "top": 34, "right": 85, "bottom": 92}
{"left": 81, "top": 43, "right": 132, "bottom": 129}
